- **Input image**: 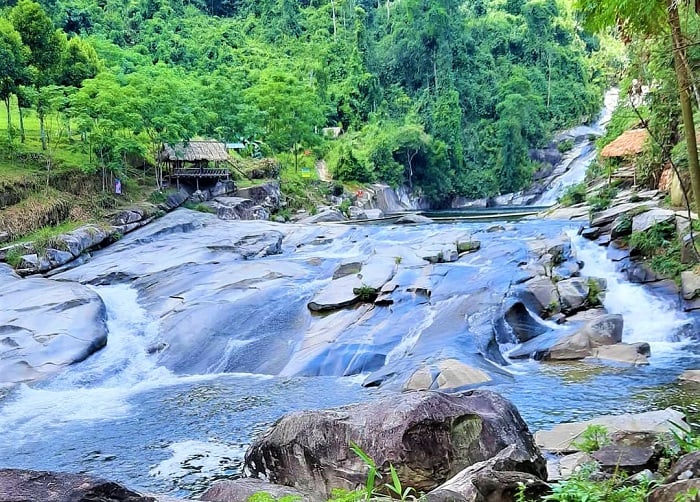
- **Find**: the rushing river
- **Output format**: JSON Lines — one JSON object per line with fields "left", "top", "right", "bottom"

{"left": 0, "top": 216, "right": 698, "bottom": 498}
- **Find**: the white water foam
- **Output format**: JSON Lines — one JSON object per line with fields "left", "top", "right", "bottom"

{"left": 571, "top": 232, "right": 696, "bottom": 359}
{"left": 0, "top": 284, "right": 268, "bottom": 439}
{"left": 149, "top": 439, "right": 245, "bottom": 482}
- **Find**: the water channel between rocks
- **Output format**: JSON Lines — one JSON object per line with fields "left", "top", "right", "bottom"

{"left": 0, "top": 216, "right": 698, "bottom": 498}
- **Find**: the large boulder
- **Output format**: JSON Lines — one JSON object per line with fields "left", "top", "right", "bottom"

{"left": 244, "top": 390, "right": 546, "bottom": 498}
{"left": 547, "top": 314, "right": 623, "bottom": 360}
{"left": 0, "top": 276, "right": 108, "bottom": 385}
{"left": 301, "top": 209, "right": 348, "bottom": 223}
{"left": 0, "top": 469, "right": 155, "bottom": 502}
{"left": 236, "top": 182, "right": 281, "bottom": 211}
{"left": 510, "top": 314, "right": 624, "bottom": 361}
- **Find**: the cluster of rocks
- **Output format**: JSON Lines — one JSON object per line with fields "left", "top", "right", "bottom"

{"left": 199, "top": 182, "right": 282, "bottom": 221}
{"left": 506, "top": 232, "right": 652, "bottom": 366}
{"left": 538, "top": 408, "right": 700, "bottom": 502}
{"left": 4, "top": 391, "right": 696, "bottom": 502}
{"left": 571, "top": 186, "right": 700, "bottom": 311}
{"left": 306, "top": 230, "right": 480, "bottom": 313}
{"left": 0, "top": 201, "right": 167, "bottom": 276}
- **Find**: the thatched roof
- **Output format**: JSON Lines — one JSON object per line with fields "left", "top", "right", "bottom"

{"left": 601, "top": 129, "right": 649, "bottom": 158}
{"left": 161, "top": 140, "right": 230, "bottom": 162}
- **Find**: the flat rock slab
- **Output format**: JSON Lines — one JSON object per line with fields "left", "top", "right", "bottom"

{"left": 679, "top": 370, "right": 700, "bottom": 384}
{"left": 535, "top": 408, "right": 686, "bottom": 453}
{"left": 0, "top": 469, "right": 155, "bottom": 502}
{"left": 0, "top": 276, "right": 108, "bottom": 385}
{"left": 587, "top": 342, "right": 650, "bottom": 365}
{"left": 307, "top": 274, "right": 363, "bottom": 312}
{"left": 591, "top": 203, "right": 644, "bottom": 228}
{"left": 632, "top": 208, "right": 676, "bottom": 233}
{"left": 591, "top": 444, "right": 655, "bottom": 473}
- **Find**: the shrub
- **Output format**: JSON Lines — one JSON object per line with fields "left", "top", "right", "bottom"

{"left": 558, "top": 182, "right": 587, "bottom": 207}
{"left": 573, "top": 424, "right": 610, "bottom": 453}
{"left": 544, "top": 463, "right": 653, "bottom": 502}
{"left": 4, "top": 246, "right": 24, "bottom": 268}
{"left": 557, "top": 139, "right": 574, "bottom": 153}
{"left": 587, "top": 185, "right": 618, "bottom": 212}
{"left": 354, "top": 284, "right": 377, "bottom": 302}
{"left": 629, "top": 222, "right": 675, "bottom": 257}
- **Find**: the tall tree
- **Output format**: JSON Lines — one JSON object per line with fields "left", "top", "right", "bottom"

{"left": 10, "top": 0, "right": 65, "bottom": 149}
{"left": 0, "top": 18, "right": 29, "bottom": 140}
{"left": 575, "top": 0, "right": 700, "bottom": 211}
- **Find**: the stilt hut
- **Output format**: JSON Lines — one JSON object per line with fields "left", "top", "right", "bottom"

{"left": 600, "top": 129, "right": 649, "bottom": 185}
{"left": 160, "top": 140, "right": 231, "bottom": 189}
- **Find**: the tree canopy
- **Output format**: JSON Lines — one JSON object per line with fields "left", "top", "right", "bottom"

{"left": 0, "top": 0, "right": 609, "bottom": 203}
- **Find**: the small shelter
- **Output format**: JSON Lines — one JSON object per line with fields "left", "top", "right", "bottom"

{"left": 601, "top": 129, "right": 649, "bottom": 158}
{"left": 600, "top": 128, "right": 649, "bottom": 184}
{"left": 160, "top": 140, "right": 231, "bottom": 188}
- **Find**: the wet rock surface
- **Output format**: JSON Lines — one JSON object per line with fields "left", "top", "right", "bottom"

{"left": 0, "top": 274, "right": 108, "bottom": 385}
{"left": 0, "top": 469, "right": 156, "bottom": 502}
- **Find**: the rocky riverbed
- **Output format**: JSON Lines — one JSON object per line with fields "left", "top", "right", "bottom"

{"left": 0, "top": 208, "right": 698, "bottom": 499}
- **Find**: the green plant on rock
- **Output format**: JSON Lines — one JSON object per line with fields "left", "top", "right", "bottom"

{"left": 4, "top": 246, "right": 24, "bottom": 268}
{"left": 348, "top": 442, "right": 419, "bottom": 502}
{"left": 247, "top": 493, "right": 301, "bottom": 502}
{"left": 674, "top": 488, "right": 700, "bottom": 502}
{"left": 339, "top": 199, "right": 352, "bottom": 217}
{"left": 585, "top": 279, "right": 604, "bottom": 307}
{"left": 669, "top": 420, "right": 700, "bottom": 455}
{"left": 544, "top": 462, "right": 654, "bottom": 502}
{"left": 572, "top": 424, "right": 610, "bottom": 453}
{"left": 629, "top": 222, "right": 675, "bottom": 257}
{"left": 558, "top": 182, "right": 587, "bottom": 207}
{"left": 354, "top": 284, "right": 377, "bottom": 302}
{"left": 557, "top": 139, "right": 574, "bottom": 153}
{"left": 587, "top": 185, "right": 618, "bottom": 213}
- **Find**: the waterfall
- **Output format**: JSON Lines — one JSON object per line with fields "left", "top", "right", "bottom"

{"left": 571, "top": 232, "right": 696, "bottom": 357}
{"left": 533, "top": 88, "right": 620, "bottom": 206}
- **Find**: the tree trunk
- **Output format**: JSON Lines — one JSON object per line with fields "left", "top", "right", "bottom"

{"left": 668, "top": 0, "right": 700, "bottom": 212}
{"left": 4, "top": 97, "right": 11, "bottom": 140}
{"left": 331, "top": 0, "right": 337, "bottom": 41}
{"left": 18, "top": 106, "right": 25, "bottom": 143}
{"left": 39, "top": 112, "right": 47, "bottom": 150}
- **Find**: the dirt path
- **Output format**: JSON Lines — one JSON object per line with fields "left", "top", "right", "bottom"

{"left": 315, "top": 159, "right": 332, "bottom": 182}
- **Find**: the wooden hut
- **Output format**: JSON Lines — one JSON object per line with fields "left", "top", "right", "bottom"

{"left": 600, "top": 128, "right": 649, "bottom": 184}
{"left": 160, "top": 140, "right": 231, "bottom": 188}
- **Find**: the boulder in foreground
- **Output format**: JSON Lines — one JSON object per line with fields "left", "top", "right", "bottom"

{"left": 0, "top": 469, "right": 155, "bottom": 502}
{"left": 245, "top": 390, "right": 545, "bottom": 498}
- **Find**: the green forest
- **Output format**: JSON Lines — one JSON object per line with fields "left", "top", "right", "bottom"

{"left": 0, "top": 0, "right": 614, "bottom": 205}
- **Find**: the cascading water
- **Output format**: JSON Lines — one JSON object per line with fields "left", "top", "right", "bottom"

{"left": 533, "top": 88, "right": 620, "bottom": 206}
{"left": 0, "top": 217, "right": 697, "bottom": 498}
{"left": 571, "top": 232, "right": 696, "bottom": 354}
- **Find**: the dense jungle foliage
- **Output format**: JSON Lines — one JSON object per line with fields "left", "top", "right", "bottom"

{"left": 0, "top": 0, "right": 610, "bottom": 204}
